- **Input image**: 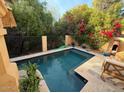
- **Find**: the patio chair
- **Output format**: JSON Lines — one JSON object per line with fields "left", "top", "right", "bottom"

{"left": 101, "top": 57, "right": 124, "bottom": 81}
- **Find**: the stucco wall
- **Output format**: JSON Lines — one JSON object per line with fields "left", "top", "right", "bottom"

{"left": 117, "top": 38, "right": 124, "bottom": 52}
{"left": 100, "top": 37, "right": 124, "bottom": 52}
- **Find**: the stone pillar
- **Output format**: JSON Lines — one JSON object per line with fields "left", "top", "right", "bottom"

{"left": 0, "top": 19, "right": 19, "bottom": 91}
{"left": 42, "top": 36, "right": 47, "bottom": 52}
{"left": 65, "top": 35, "right": 73, "bottom": 46}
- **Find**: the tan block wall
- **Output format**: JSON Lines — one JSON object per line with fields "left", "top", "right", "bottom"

{"left": 65, "top": 35, "right": 73, "bottom": 46}
{"left": 117, "top": 37, "right": 124, "bottom": 52}
{"left": 100, "top": 37, "right": 124, "bottom": 52}
{"left": 100, "top": 42, "right": 109, "bottom": 52}
{"left": 115, "top": 51, "right": 124, "bottom": 61}
{"left": 42, "top": 36, "right": 47, "bottom": 52}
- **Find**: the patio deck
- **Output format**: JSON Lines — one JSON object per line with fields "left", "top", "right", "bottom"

{"left": 75, "top": 48, "right": 124, "bottom": 92}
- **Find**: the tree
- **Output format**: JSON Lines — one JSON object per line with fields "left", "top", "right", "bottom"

{"left": 57, "top": 1, "right": 123, "bottom": 49}
{"left": 61, "top": 5, "right": 93, "bottom": 45}
{"left": 6, "top": 0, "right": 54, "bottom": 57}
{"left": 11, "top": 0, "right": 53, "bottom": 36}
{"left": 93, "top": 0, "right": 122, "bottom": 13}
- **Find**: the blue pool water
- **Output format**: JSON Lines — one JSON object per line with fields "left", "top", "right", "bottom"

{"left": 17, "top": 49, "right": 94, "bottom": 92}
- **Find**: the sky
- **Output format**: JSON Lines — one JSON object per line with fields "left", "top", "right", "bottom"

{"left": 40, "top": 0, "right": 92, "bottom": 20}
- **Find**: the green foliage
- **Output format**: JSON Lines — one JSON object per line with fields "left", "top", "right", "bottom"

{"left": 9, "top": 0, "right": 123, "bottom": 50}
{"left": 93, "top": 0, "right": 122, "bottom": 13}
{"left": 6, "top": 0, "right": 60, "bottom": 57}
{"left": 89, "top": 0, "right": 122, "bottom": 49}
{"left": 55, "top": 4, "right": 93, "bottom": 43}
{"left": 47, "top": 31, "right": 65, "bottom": 50}
{"left": 120, "top": 18, "right": 124, "bottom": 30}
{"left": 57, "top": 0, "right": 123, "bottom": 49}
{"left": 11, "top": 0, "right": 53, "bottom": 36}
{"left": 20, "top": 62, "right": 40, "bottom": 92}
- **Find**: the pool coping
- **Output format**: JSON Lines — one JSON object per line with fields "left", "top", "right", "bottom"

{"left": 10, "top": 47, "right": 98, "bottom": 62}
{"left": 10, "top": 47, "right": 73, "bottom": 62}
{"left": 74, "top": 56, "right": 101, "bottom": 92}
{"left": 10, "top": 46, "right": 100, "bottom": 92}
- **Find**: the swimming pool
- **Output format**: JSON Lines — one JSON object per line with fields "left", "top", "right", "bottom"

{"left": 17, "top": 49, "right": 94, "bottom": 92}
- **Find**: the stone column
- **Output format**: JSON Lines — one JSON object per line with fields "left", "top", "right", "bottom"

{"left": 0, "top": 18, "right": 19, "bottom": 91}
{"left": 42, "top": 36, "right": 47, "bottom": 52}
{"left": 65, "top": 35, "right": 73, "bottom": 46}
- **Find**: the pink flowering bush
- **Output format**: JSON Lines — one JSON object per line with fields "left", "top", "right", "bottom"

{"left": 100, "top": 18, "right": 123, "bottom": 39}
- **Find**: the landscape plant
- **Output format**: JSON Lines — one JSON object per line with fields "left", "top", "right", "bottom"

{"left": 6, "top": 0, "right": 124, "bottom": 56}
{"left": 20, "top": 62, "right": 40, "bottom": 92}
{"left": 6, "top": 0, "right": 60, "bottom": 57}
{"left": 56, "top": 0, "right": 123, "bottom": 49}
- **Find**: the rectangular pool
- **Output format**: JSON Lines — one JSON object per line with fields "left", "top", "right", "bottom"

{"left": 17, "top": 49, "right": 94, "bottom": 92}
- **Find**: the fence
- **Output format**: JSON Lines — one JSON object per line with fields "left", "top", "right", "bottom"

{"left": 5, "top": 36, "right": 42, "bottom": 58}
{"left": 47, "top": 34, "right": 64, "bottom": 50}
{"left": 5, "top": 34, "right": 65, "bottom": 58}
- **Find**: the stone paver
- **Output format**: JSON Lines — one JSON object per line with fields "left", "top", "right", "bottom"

{"left": 75, "top": 54, "right": 124, "bottom": 92}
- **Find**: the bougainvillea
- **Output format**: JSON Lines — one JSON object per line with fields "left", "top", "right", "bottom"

{"left": 114, "top": 22, "right": 122, "bottom": 29}
{"left": 113, "top": 19, "right": 122, "bottom": 36}
{"left": 88, "top": 33, "right": 93, "bottom": 37}
{"left": 78, "top": 19, "right": 86, "bottom": 36}
{"left": 100, "top": 18, "right": 123, "bottom": 38}
{"left": 58, "top": 1, "right": 122, "bottom": 50}
{"left": 100, "top": 30, "right": 114, "bottom": 38}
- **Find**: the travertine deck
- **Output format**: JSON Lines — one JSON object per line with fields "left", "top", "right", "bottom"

{"left": 74, "top": 49, "right": 124, "bottom": 92}
{"left": 10, "top": 47, "right": 73, "bottom": 62}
